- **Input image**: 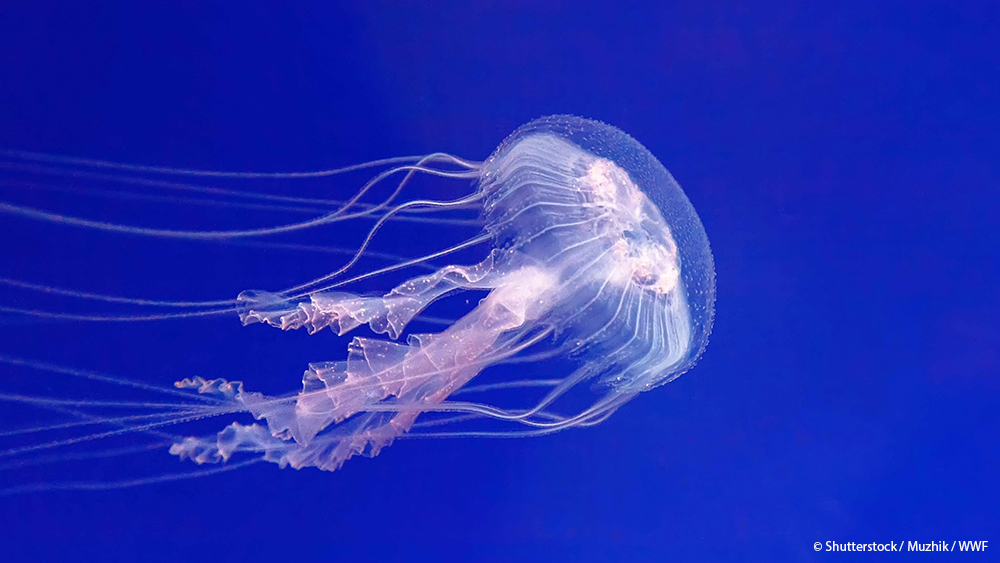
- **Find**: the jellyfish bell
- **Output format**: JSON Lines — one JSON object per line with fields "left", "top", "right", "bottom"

{"left": 0, "top": 115, "right": 714, "bottom": 488}
{"left": 481, "top": 116, "right": 715, "bottom": 388}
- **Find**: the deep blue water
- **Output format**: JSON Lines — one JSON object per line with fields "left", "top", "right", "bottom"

{"left": 0, "top": 2, "right": 997, "bottom": 561}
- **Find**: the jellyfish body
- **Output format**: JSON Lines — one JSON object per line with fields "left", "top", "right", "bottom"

{"left": 161, "top": 116, "right": 715, "bottom": 472}
{"left": 0, "top": 115, "right": 714, "bottom": 482}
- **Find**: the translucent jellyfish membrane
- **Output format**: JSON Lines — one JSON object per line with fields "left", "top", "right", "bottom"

{"left": 0, "top": 116, "right": 715, "bottom": 481}
{"left": 168, "top": 116, "right": 715, "bottom": 472}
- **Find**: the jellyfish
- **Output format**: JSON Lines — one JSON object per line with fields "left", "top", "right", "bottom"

{"left": 0, "top": 115, "right": 714, "bottom": 486}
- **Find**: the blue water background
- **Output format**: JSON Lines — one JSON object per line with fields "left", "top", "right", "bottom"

{"left": 0, "top": 2, "right": 997, "bottom": 561}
